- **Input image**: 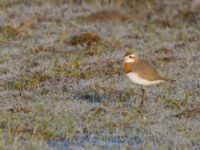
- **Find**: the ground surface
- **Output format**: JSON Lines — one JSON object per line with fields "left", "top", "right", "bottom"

{"left": 0, "top": 0, "right": 200, "bottom": 149}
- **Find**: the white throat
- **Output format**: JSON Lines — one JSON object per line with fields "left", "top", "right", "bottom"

{"left": 124, "top": 58, "right": 135, "bottom": 63}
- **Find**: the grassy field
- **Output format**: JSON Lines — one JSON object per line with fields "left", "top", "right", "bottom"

{"left": 0, "top": 0, "right": 200, "bottom": 149}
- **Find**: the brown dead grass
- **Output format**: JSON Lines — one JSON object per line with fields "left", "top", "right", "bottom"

{"left": 0, "top": 23, "right": 32, "bottom": 40}
{"left": 0, "top": 25, "right": 20, "bottom": 38}
{"left": 87, "top": 9, "right": 132, "bottom": 22}
{"left": 8, "top": 106, "right": 31, "bottom": 113}
{"left": 66, "top": 32, "right": 101, "bottom": 46}
{"left": 33, "top": 45, "right": 58, "bottom": 53}
{"left": 173, "top": 107, "right": 200, "bottom": 118}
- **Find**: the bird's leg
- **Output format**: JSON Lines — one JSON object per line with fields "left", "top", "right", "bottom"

{"left": 141, "top": 86, "right": 147, "bottom": 105}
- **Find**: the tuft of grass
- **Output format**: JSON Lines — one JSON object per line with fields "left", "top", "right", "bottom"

{"left": 173, "top": 108, "right": 200, "bottom": 119}
{"left": 160, "top": 97, "right": 189, "bottom": 109}
{"left": 65, "top": 32, "right": 101, "bottom": 46}
{"left": 0, "top": 25, "right": 19, "bottom": 38}
{"left": 86, "top": 9, "right": 132, "bottom": 22}
{"left": 33, "top": 45, "right": 57, "bottom": 53}
{"left": 8, "top": 73, "right": 51, "bottom": 91}
{"left": 0, "top": 23, "right": 32, "bottom": 41}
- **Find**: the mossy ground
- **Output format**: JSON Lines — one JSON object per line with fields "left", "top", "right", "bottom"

{"left": 0, "top": 0, "right": 200, "bottom": 149}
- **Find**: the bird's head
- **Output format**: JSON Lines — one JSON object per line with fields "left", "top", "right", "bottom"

{"left": 123, "top": 51, "right": 137, "bottom": 63}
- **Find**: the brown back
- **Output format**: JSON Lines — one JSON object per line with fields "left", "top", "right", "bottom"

{"left": 131, "top": 58, "right": 165, "bottom": 81}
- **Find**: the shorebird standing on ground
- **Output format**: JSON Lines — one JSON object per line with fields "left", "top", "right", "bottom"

{"left": 123, "top": 51, "right": 174, "bottom": 105}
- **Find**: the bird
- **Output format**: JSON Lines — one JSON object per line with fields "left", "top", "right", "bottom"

{"left": 123, "top": 51, "right": 174, "bottom": 105}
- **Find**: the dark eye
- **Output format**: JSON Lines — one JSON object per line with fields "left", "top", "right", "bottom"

{"left": 129, "top": 56, "right": 134, "bottom": 58}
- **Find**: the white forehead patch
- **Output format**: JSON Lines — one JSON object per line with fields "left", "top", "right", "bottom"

{"left": 124, "top": 55, "right": 135, "bottom": 63}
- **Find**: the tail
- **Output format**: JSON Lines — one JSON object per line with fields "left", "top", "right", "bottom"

{"left": 163, "top": 78, "right": 175, "bottom": 83}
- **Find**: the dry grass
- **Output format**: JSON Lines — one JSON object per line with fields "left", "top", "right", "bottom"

{"left": 66, "top": 32, "right": 101, "bottom": 46}
{"left": 86, "top": 9, "right": 132, "bottom": 22}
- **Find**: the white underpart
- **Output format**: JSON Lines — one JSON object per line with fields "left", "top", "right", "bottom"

{"left": 126, "top": 72, "right": 164, "bottom": 86}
